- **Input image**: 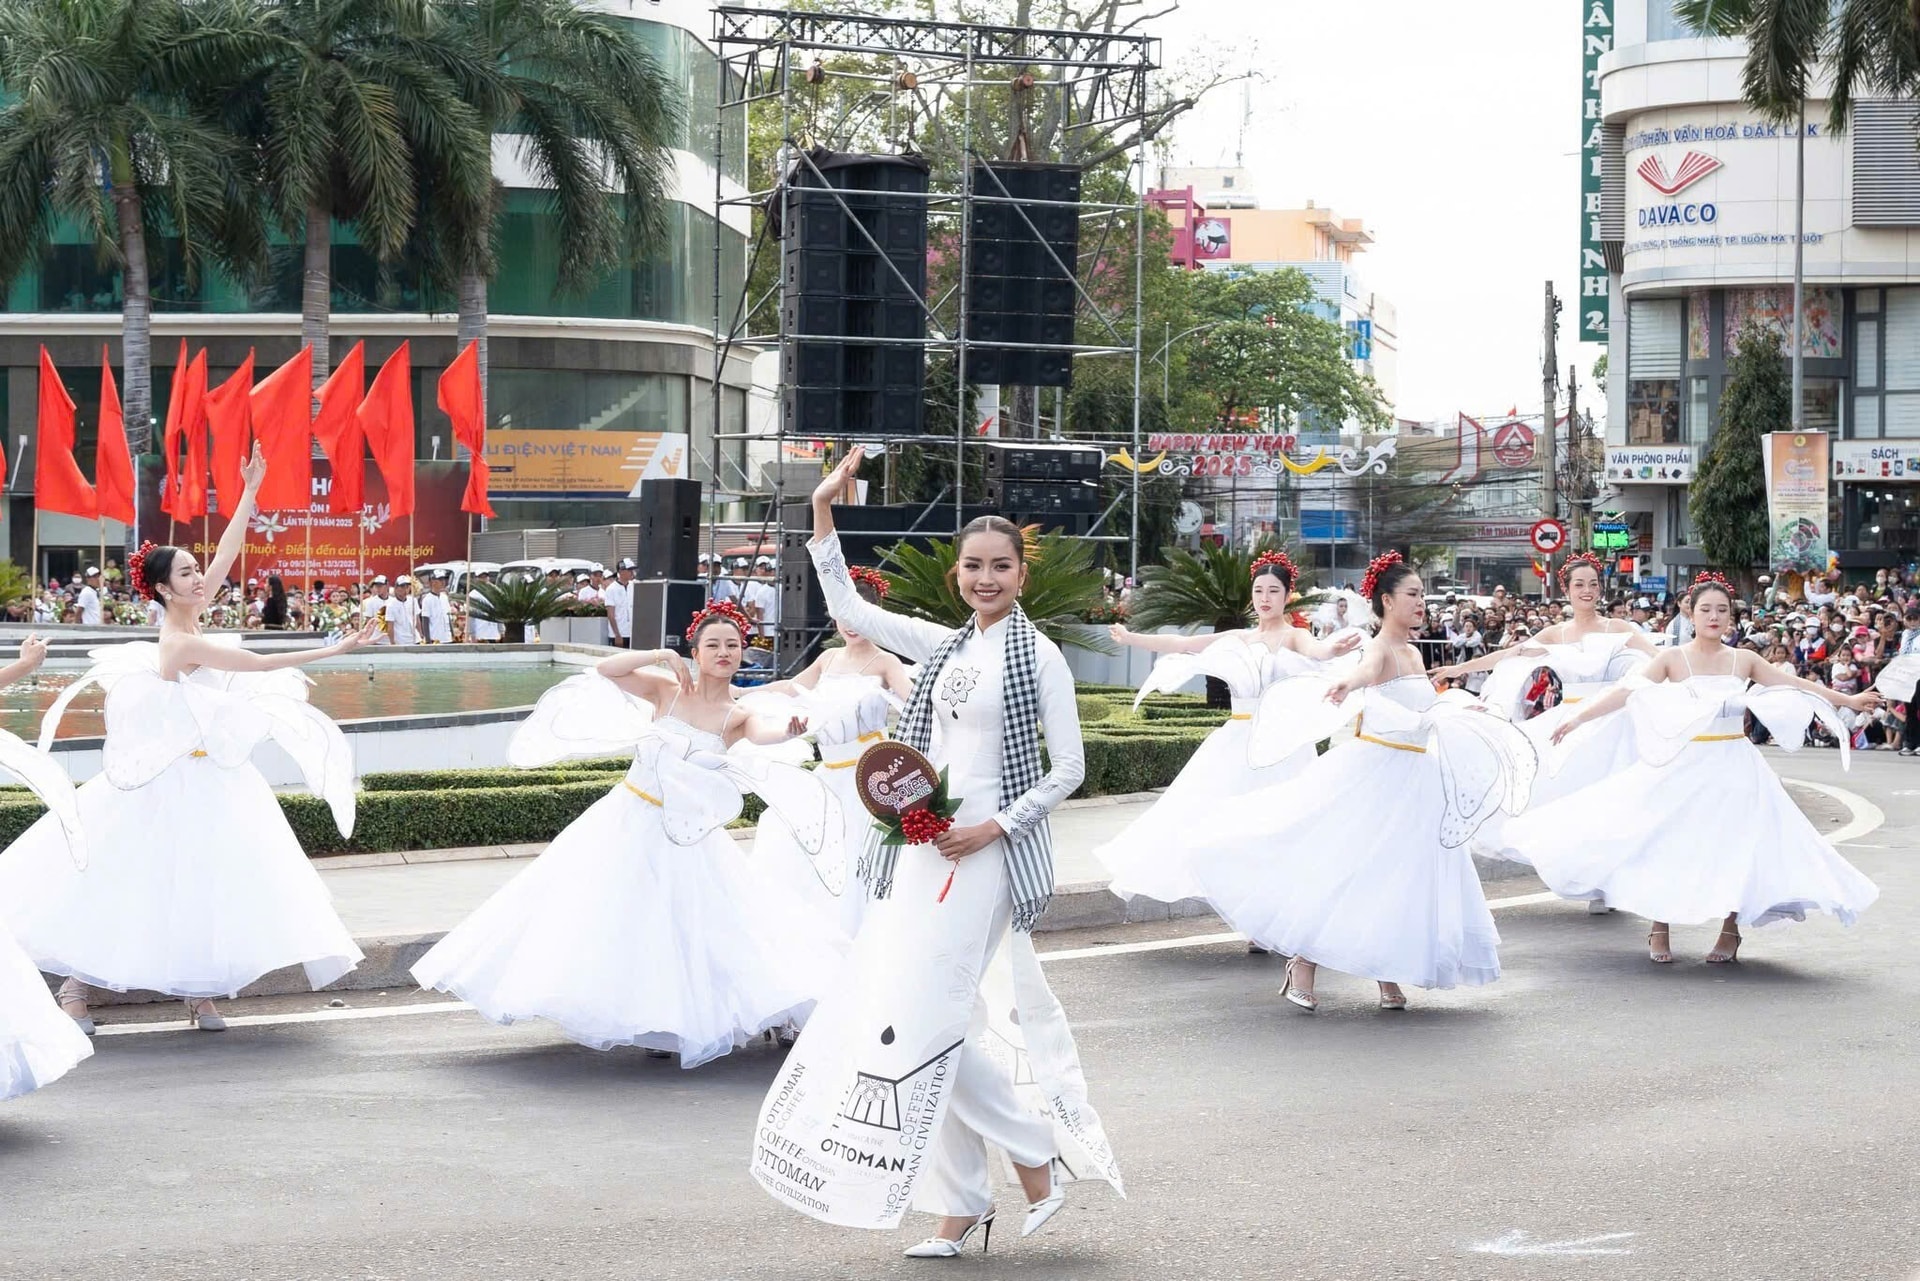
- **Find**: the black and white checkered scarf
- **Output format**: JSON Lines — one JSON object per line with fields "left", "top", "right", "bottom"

{"left": 860, "top": 603, "right": 1054, "bottom": 932}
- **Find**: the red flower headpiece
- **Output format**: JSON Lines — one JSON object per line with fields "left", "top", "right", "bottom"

{"left": 1556, "top": 551, "right": 1607, "bottom": 587}
{"left": 1689, "top": 570, "right": 1736, "bottom": 599}
{"left": 1249, "top": 549, "right": 1298, "bottom": 585}
{"left": 129, "top": 540, "right": 161, "bottom": 600}
{"left": 1360, "top": 549, "right": 1404, "bottom": 600}
{"left": 848, "top": 565, "right": 890, "bottom": 597}
{"left": 685, "top": 598, "right": 751, "bottom": 643}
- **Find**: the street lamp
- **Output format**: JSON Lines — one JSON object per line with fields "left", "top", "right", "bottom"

{"left": 1151, "top": 321, "right": 1224, "bottom": 404}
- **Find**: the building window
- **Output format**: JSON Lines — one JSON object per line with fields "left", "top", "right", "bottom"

{"left": 1848, "top": 486, "right": 1920, "bottom": 557}
{"left": 1686, "top": 375, "right": 1712, "bottom": 445}
{"left": 1885, "top": 393, "right": 1920, "bottom": 436}
{"left": 1802, "top": 379, "right": 1841, "bottom": 435}
{"left": 1856, "top": 395, "right": 1882, "bottom": 440}
{"left": 1886, "top": 287, "right": 1920, "bottom": 389}
{"left": 1628, "top": 380, "right": 1681, "bottom": 444}
{"left": 1858, "top": 319, "right": 1881, "bottom": 388}
{"left": 1646, "top": 0, "right": 1695, "bottom": 41}
{"left": 1629, "top": 298, "right": 1683, "bottom": 379}
{"left": 489, "top": 369, "right": 689, "bottom": 435}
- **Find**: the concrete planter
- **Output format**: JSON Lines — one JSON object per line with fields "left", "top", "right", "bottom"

{"left": 536, "top": 617, "right": 609, "bottom": 645}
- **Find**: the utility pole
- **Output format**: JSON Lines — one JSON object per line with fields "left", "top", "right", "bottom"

{"left": 1542, "top": 281, "right": 1561, "bottom": 524}
{"left": 1566, "top": 361, "right": 1588, "bottom": 550}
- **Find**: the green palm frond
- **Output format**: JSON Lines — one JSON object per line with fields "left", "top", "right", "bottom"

{"left": 1125, "top": 535, "right": 1324, "bottom": 634}
{"left": 873, "top": 530, "right": 1116, "bottom": 653}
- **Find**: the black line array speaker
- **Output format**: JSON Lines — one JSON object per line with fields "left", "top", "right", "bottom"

{"left": 964, "top": 161, "right": 1082, "bottom": 389}
{"left": 636, "top": 478, "right": 701, "bottom": 580}
{"left": 779, "top": 151, "right": 930, "bottom": 437}
{"left": 631, "top": 579, "right": 708, "bottom": 653}
{"left": 979, "top": 442, "right": 1103, "bottom": 482}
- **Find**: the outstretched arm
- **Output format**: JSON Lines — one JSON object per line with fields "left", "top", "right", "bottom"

{"left": 203, "top": 443, "right": 265, "bottom": 591}
{"left": 165, "top": 617, "right": 379, "bottom": 673}
{"left": 1107, "top": 624, "right": 1223, "bottom": 654}
{"left": 1286, "top": 627, "right": 1363, "bottom": 662}
{"left": 1433, "top": 642, "right": 1547, "bottom": 681}
{"left": 1741, "top": 646, "right": 1883, "bottom": 711}
{"left": 1325, "top": 643, "right": 1389, "bottom": 704}
{"left": 597, "top": 647, "right": 693, "bottom": 703}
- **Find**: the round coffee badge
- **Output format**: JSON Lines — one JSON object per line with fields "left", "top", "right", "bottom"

{"left": 854, "top": 741, "right": 940, "bottom": 819}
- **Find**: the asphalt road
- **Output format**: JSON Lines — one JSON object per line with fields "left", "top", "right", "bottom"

{"left": 2, "top": 747, "right": 1915, "bottom": 1281}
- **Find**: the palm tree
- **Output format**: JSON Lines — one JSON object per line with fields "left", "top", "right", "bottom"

{"left": 223, "top": 0, "right": 493, "bottom": 383}
{"left": 428, "top": 0, "right": 681, "bottom": 411}
{"left": 1673, "top": 0, "right": 1906, "bottom": 124}
{"left": 0, "top": 0, "right": 267, "bottom": 448}
{"left": 876, "top": 528, "right": 1116, "bottom": 651}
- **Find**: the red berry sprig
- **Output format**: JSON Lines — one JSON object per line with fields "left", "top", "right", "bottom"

{"left": 898, "top": 808, "right": 953, "bottom": 846}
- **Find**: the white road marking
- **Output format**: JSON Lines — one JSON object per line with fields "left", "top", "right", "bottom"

{"left": 96, "top": 1001, "right": 470, "bottom": 1037}
{"left": 1779, "top": 776, "right": 1884, "bottom": 846}
{"left": 1471, "top": 1230, "right": 1636, "bottom": 1257}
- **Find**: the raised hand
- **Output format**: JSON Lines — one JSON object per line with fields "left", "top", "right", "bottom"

{"left": 812, "top": 446, "right": 865, "bottom": 508}
{"left": 16, "top": 634, "right": 47, "bottom": 672}
{"left": 239, "top": 441, "right": 267, "bottom": 493}
{"left": 1108, "top": 624, "right": 1131, "bottom": 644}
{"left": 337, "top": 617, "right": 382, "bottom": 652}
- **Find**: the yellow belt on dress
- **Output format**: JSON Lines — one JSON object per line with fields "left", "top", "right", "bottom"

{"left": 623, "top": 781, "right": 663, "bottom": 806}
{"left": 189, "top": 750, "right": 208, "bottom": 758}
{"left": 1691, "top": 732, "right": 1743, "bottom": 742}
{"left": 1354, "top": 713, "right": 1427, "bottom": 754}
{"left": 821, "top": 730, "right": 885, "bottom": 769}
{"left": 1228, "top": 712, "right": 1251, "bottom": 721}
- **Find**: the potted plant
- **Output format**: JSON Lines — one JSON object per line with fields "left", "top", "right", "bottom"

{"left": 468, "top": 576, "right": 574, "bottom": 644}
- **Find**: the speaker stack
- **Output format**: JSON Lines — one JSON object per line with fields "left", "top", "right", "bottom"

{"left": 964, "top": 161, "right": 1082, "bottom": 389}
{"left": 981, "top": 442, "right": 1103, "bottom": 535}
{"left": 635, "top": 478, "right": 701, "bottom": 580}
{"left": 779, "top": 151, "right": 930, "bottom": 437}
{"left": 630, "top": 579, "right": 708, "bottom": 654}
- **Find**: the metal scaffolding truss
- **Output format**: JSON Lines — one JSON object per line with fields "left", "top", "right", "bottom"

{"left": 707, "top": 4, "right": 1158, "bottom": 672}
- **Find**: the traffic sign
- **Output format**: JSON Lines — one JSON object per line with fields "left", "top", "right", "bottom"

{"left": 1529, "top": 519, "right": 1568, "bottom": 554}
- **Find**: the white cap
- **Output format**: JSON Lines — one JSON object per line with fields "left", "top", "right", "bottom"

{"left": 84, "top": 565, "right": 99, "bottom": 577}
{"left": 755, "top": 555, "right": 775, "bottom": 567}
{"left": 1635, "top": 597, "right": 1651, "bottom": 608}
{"left": 575, "top": 573, "right": 591, "bottom": 583}
{"left": 395, "top": 575, "right": 414, "bottom": 586}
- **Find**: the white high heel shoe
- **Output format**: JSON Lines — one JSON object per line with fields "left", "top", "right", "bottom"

{"left": 1021, "top": 1160, "right": 1067, "bottom": 1238}
{"left": 184, "top": 998, "right": 227, "bottom": 1032}
{"left": 903, "top": 1209, "right": 995, "bottom": 1258}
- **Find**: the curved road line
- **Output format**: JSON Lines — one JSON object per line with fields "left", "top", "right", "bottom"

{"left": 1781, "top": 775, "right": 1885, "bottom": 847}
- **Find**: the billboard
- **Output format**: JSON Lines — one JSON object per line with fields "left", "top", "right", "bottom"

{"left": 1604, "top": 444, "right": 1695, "bottom": 484}
{"left": 1762, "top": 431, "right": 1831, "bottom": 572}
{"left": 483, "top": 430, "right": 692, "bottom": 496}
{"left": 1579, "top": 0, "right": 1615, "bottom": 341}
{"left": 140, "top": 461, "right": 471, "bottom": 588}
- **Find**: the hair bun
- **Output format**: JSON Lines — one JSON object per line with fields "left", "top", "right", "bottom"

{"left": 129, "top": 540, "right": 161, "bottom": 600}
{"left": 1360, "top": 549, "right": 1404, "bottom": 601}
{"left": 848, "top": 565, "right": 890, "bottom": 597}
{"left": 685, "top": 598, "right": 751, "bottom": 643}
{"left": 1249, "top": 549, "right": 1298, "bottom": 586}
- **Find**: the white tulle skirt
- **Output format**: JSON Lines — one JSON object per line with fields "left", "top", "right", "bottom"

{"left": 1504, "top": 738, "right": 1879, "bottom": 927}
{"left": 412, "top": 784, "right": 842, "bottom": 1066}
{"left": 0, "top": 920, "right": 92, "bottom": 1101}
{"left": 1096, "top": 719, "right": 1314, "bottom": 903}
{"left": 1477, "top": 702, "right": 1639, "bottom": 868}
{"left": 1186, "top": 739, "right": 1501, "bottom": 989}
{"left": 0, "top": 757, "right": 363, "bottom": 998}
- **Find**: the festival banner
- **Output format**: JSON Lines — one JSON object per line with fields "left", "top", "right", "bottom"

{"left": 483, "top": 430, "right": 691, "bottom": 495}
{"left": 139, "top": 460, "right": 469, "bottom": 588}
{"left": 1762, "top": 431, "right": 1831, "bottom": 572}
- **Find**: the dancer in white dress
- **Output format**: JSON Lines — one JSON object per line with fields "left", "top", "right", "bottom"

{"left": 753, "top": 449, "right": 1122, "bottom": 1258}
{"left": 1434, "top": 552, "right": 1655, "bottom": 899}
{"left": 751, "top": 592, "right": 912, "bottom": 945}
{"left": 1505, "top": 574, "right": 1880, "bottom": 964}
{"left": 1096, "top": 549, "right": 1360, "bottom": 909}
{"left": 0, "top": 445, "right": 375, "bottom": 1033}
{"left": 1184, "top": 552, "right": 1537, "bottom": 1011}
{"left": 0, "top": 634, "right": 95, "bottom": 1098}
{"left": 411, "top": 601, "right": 843, "bottom": 1066}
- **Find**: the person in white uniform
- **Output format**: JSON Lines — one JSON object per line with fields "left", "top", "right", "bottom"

{"left": 360, "top": 576, "right": 394, "bottom": 643}
{"left": 604, "top": 558, "right": 636, "bottom": 648}
{"left": 752, "top": 448, "right": 1123, "bottom": 1257}
{"left": 77, "top": 567, "right": 104, "bottom": 626}
{"left": 743, "top": 556, "right": 781, "bottom": 640}
{"left": 466, "top": 571, "right": 503, "bottom": 643}
{"left": 385, "top": 576, "right": 421, "bottom": 645}
{"left": 418, "top": 571, "right": 454, "bottom": 643}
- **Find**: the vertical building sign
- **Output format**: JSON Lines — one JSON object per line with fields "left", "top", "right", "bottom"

{"left": 1579, "top": 0, "right": 1613, "bottom": 342}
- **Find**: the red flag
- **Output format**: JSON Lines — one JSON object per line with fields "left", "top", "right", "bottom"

{"left": 159, "top": 340, "right": 190, "bottom": 516}
{"left": 204, "top": 350, "right": 254, "bottom": 517}
{"left": 173, "top": 350, "right": 211, "bottom": 519}
{"left": 438, "top": 340, "right": 493, "bottom": 518}
{"left": 34, "top": 346, "right": 97, "bottom": 519}
{"left": 358, "top": 341, "right": 415, "bottom": 518}
{"left": 95, "top": 347, "right": 135, "bottom": 525}
{"left": 313, "top": 340, "right": 366, "bottom": 515}
{"left": 250, "top": 346, "right": 313, "bottom": 512}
